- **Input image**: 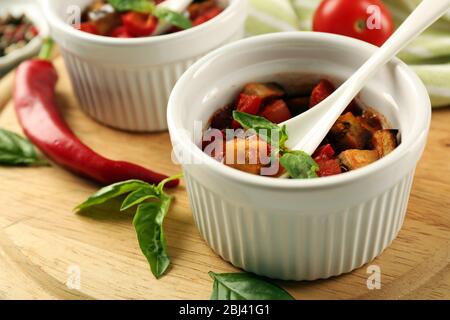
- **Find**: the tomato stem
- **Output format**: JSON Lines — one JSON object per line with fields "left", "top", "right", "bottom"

{"left": 355, "top": 19, "right": 366, "bottom": 33}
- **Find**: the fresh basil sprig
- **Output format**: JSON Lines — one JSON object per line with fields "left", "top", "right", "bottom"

{"left": 232, "top": 111, "right": 319, "bottom": 179}
{"left": 153, "top": 7, "right": 193, "bottom": 30}
{"left": 0, "top": 128, "right": 48, "bottom": 166}
{"left": 280, "top": 151, "right": 319, "bottom": 179}
{"left": 75, "top": 174, "right": 182, "bottom": 279}
{"left": 107, "top": 0, "right": 155, "bottom": 12}
{"left": 232, "top": 111, "right": 288, "bottom": 150}
{"left": 107, "top": 0, "right": 193, "bottom": 30}
{"left": 209, "top": 272, "right": 295, "bottom": 300}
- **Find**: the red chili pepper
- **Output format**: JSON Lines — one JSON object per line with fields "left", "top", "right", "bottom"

{"left": 13, "top": 39, "right": 178, "bottom": 188}
{"left": 122, "top": 12, "right": 158, "bottom": 37}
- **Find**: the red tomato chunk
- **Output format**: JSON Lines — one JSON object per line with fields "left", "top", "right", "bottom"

{"left": 204, "top": 79, "right": 399, "bottom": 178}
{"left": 76, "top": 0, "right": 224, "bottom": 38}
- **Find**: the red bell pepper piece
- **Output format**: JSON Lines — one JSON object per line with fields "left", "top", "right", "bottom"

{"left": 313, "top": 143, "right": 335, "bottom": 160}
{"left": 313, "top": 143, "right": 340, "bottom": 177}
{"left": 14, "top": 39, "right": 178, "bottom": 188}
{"left": 259, "top": 99, "right": 292, "bottom": 124}
{"left": 315, "top": 158, "right": 342, "bottom": 177}
{"left": 236, "top": 94, "right": 262, "bottom": 115}
{"left": 30, "top": 26, "right": 40, "bottom": 37}
{"left": 193, "top": 7, "right": 223, "bottom": 26}
{"left": 122, "top": 12, "right": 158, "bottom": 37}
{"left": 110, "top": 26, "right": 132, "bottom": 38}
{"left": 79, "top": 22, "right": 99, "bottom": 35}
{"left": 309, "top": 79, "right": 335, "bottom": 108}
{"left": 232, "top": 94, "right": 262, "bottom": 129}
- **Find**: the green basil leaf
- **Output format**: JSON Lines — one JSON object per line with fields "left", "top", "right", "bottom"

{"left": 107, "top": 0, "right": 155, "bottom": 13}
{"left": 153, "top": 7, "right": 192, "bottom": 29}
{"left": 209, "top": 272, "right": 295, "bottom": 300}
{"left": 232, "top": 111, "right": 288, "bottom": 149}
{"left": 75, "top": 180, "right": 149, "bottom": 211}
{"left": 133, "top": 195, "right": 172, "bottom": 279}
{"left": 280, "top": 151, "right": 319, "bottom": 179}
{"left": 0, "top": 128, "right": 48, "bottom": 166}
{"left": 121, "top": 187, "right": 158, "bottom": 211}
{"left": 76, "top": 174, "right": 181, "bottom": 279}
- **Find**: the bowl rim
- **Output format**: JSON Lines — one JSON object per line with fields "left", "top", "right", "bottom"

{"left": 167, "top": 32, "right": 432, "bottom": 190}
{"left": 42, "top": 0, "right": 242, "bottom": 47}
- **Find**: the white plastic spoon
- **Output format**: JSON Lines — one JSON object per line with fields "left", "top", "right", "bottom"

{"left": 282, "top": 0, "right": 450, "bottom": 155}
{"left": 152, "top": 0, "right": 193, "bottom": 36}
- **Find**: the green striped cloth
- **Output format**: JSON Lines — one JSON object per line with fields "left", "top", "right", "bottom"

{"left": 246, "top": 0, "right": 450, "bottom": 108}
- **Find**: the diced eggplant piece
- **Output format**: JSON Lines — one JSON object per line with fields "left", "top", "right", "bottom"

{"left": 285, "top": 96, "right": 309, "bottom": 116}
{"left": 338, "top": 150, "right": 379, "bottom": 170}
{"left": 329, "top": 112, "right": 372, "bottom": 152}
{"left": 344, "top": 100, "right": 363, "bottom": 116}
{"left": 85, "top": 2, "right": 121, "bottom": 35}
{"left": 361, "top": 108, "right": 384, "bottom": 131}
{"left": 372, "top": 130, "right": 398, "bottom": 157}
{"left": 242, "top": 83, "right": 285, "bottom": 100}
{"left": 86, "top": 0, "right": 107, "bottom": 12}
{"left": 209, "top": 104, "right": 234, "bottom": 130}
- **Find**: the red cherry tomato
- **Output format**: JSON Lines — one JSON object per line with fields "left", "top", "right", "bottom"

{"left": 313, "top": 0, "right": 394, "bottom": 47}
{"left": 259, "top": 100, "right": 292, "bottom": 124}
{"left": 79, "top": 22, "right": 99, "bottom": 35}
{"left": 122, "top": 12, "right": 158, "bottom": 37}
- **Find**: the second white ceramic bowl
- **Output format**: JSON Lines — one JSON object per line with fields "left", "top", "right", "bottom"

{"left": 168, "top": 33, "right": 431, "bottom": 281}
{"left": 43, "top": 0, "right": 247, "bottom": 132}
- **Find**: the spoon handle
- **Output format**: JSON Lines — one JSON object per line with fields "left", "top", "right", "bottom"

{"left": 340, "top": 0, "right": 450, "bottom": 97}
{"left": 289, "top": 0, "right": 450, "bottom": 154}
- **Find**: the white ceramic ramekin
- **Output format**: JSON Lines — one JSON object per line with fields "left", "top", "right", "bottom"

{"left": 42, "top": 0, "right": 247, "bottom": 132}
{"left": 167, "top": 33, "right": 431, "bottom": 281}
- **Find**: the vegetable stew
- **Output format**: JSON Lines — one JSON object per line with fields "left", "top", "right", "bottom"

{"left": 77, "top": 0, "right": 224, "bottom": 38}
{"left": 203, "top": 79, "right": 399, "bottom": 179}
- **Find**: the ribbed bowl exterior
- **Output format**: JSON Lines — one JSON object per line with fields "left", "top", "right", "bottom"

{"left": 184, "top": 170, "right": 415, "bottom": 281}
{"left": 61, "top": 50, "right": 202, "bottom": 131}
{"left": 45, "top": 0, "right": 249, "bottom": 132}
{"left": 60, "top": 30, "right": 243, "bottom": 132}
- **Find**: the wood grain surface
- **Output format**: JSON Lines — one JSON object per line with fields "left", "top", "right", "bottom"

{"left": 0, "top": 57, "right": 449, "bottom": 300}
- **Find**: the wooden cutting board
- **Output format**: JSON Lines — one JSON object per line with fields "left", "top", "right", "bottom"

{"left": 0, "top": 57, "right": 449, "bottom": 300}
